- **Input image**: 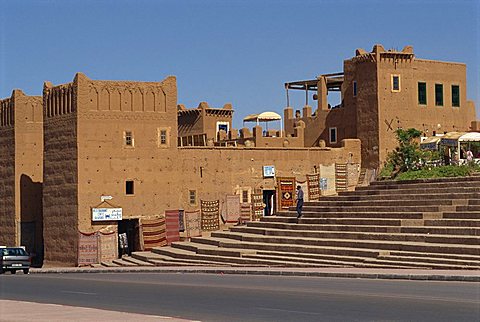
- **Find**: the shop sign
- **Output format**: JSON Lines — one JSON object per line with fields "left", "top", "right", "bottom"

{"left": 320, "top": 178, "right": 328, "bottom": 190}
{"left": 92, "top": 208, "right": 123, "bottom": 221}
{"left": 263, "top": 165, "right": 276, "bottom": 178}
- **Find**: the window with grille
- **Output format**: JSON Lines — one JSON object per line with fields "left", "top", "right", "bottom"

{"left": 451, "top": 85, "right": 460, "bottom": 107}
{"left": 418, "top": 82, "right": 427, "bottom": 105}
{"left": 435, "top": 84, "right": 443, "bottom": 106}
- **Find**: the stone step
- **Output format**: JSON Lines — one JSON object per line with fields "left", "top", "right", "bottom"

{"left": 320, "top": 192, "right": 480, "bottom": 202}
{"left": 151, "top": 243, "right": 337, "bottom": 267}
{"left": 100, "top": 261, "right": 120, "bottom": 267}
{"left": 306, "top": 199, "right": 455, "bottom": 207}
{"left": 443, "top": 212, "right": 480, "bottom": 219}
{"left": 279, "top": 212, "right": 426, "bottom": 219}
{"left": 190, "top": 236, "right": 382, "bottom": 258}
{"left": 370, "top": 176, "right": 480, "bottom": 186}
{"left": 346, "top": 186, "right": 480, "bottom": 196}
{"left": 377, "top": 255, "right": 480, "bottom": 268}
{"left": 247, "top": 221, "right": 480, "bottom": 236}
{"left": 121, "top": 255, "right": 155, "bottom": 266}
{"left": 455, "top": 206, "right": 480, "bottom": 211}
{"left": 132, "top": 251, "right": 233, "bottom": 267}
{"left": 425, "top": 219, "right": 480, "bottom": 227}
{"left": 470, "top": 199, "right": 480, "bottom": 205}
{"left": 188, "top": 236, "right": 480, "bottom": 269}
{"left": 361, "top": 257, "right": 480, "bottom": 270}
{"left": 112, "top": 258, "right": 138, "bottom": 267}
{"left": 298, "top": 206, "right": 443, "bottom": 213}
{"left": 261, "top": 216, "right": 408, "bottom": 226}
{"left": 210, "top": 231, "right": 480, "bottom": 256}
{"left": 229, "top": 226, "right": 480, "bottom": 245}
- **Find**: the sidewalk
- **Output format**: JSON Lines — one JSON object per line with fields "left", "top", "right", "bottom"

{"left": 0, "top": 300, "right": 195, "bottom": 322}
{"left": 29, "top": 266, "right": 480, "bottom": 282}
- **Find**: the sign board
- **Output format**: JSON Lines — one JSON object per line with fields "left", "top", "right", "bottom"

{"left": 101, "top": 195, "right": 113, "bottom": 202}
{"left": 92, "top": 208, "right": 122, "bottom": 221}
{"left": 320, "top": 178, "right": 328, "bottom": 190}
{"left": 263, "top": 165, "right": 276, "bottom": 178}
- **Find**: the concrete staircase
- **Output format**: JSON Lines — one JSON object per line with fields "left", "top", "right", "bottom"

{"left": 132, "top": 176, "right": 480, "bottom": 269}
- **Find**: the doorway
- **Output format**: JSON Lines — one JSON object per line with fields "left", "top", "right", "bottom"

{"left": 263, "top": 190, "right": 276, "bottom": 216}
{"left": 117, "top": 219, "right": 140, "bottom": 257}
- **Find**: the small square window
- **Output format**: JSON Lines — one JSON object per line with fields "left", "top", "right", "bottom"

{"left": 126, "top": 180, "right": 134, "bottom": 195}
{"left": 353, "top": 81, "right": 357, "bottom": 97}
{"left": 160, "top": 130, "right": 167, "bottom": 144}
{"left": 435, "top": 84, "right": 443, "bottom": 106}
{"left": 451, "top": 85, "right": 460, "bottom": 107}
{"left": 189, "top": 190, "right": 196, "bottom": 205}
{"left": 329, "top": 127, "right": 337, "bottom": 144}
{"left": 391, "top": 75, "right": 400, "bottom": 92}
{"left": 125, "top": 131, "right": 134, "bottom": 147}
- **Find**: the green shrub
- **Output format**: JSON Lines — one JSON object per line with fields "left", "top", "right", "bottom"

{"left": 395, "top": 164, "right": 478, "bottom": 181}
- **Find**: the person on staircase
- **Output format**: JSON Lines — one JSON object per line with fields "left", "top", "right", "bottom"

{"left": 296, "top": 185, "right": 304, "bottom": 220}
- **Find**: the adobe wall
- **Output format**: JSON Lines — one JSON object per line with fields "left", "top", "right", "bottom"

{"left": 13, "top": 91, "right": 43, "bottom": 258}
{"left": 0, "top": 95, "right": 16, "bottom": 246}
{"left": 43, "top": 79, "right": 79, "bottom": 266}
{"left": 74, "top": 74, "right": 179, "bottom": 234}
{"left": 377, "top": 57, "right": 476, "bottom": 165}
{"left": 344, "top": 58, "right": 379, "bottom": 168}
{"left": 177, "top": 139, "right": 361, "bottom": 210}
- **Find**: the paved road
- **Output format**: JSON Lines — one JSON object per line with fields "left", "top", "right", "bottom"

{"left": 1, "top": 273, "right": 479, "bottom": 321}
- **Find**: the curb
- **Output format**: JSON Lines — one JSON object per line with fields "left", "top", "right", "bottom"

{"left": 28, "top": 267, "right": 480, "bottom": 282}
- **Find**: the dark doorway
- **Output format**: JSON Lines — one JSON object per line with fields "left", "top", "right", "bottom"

{"left": 263, "top": 190, "right": 276, "bottom": 216}
{"left": 117, "top": 219, "right": 140, "bottom": 257}
{"left": 20, "top": 174, "right": 43, "bottom": 267}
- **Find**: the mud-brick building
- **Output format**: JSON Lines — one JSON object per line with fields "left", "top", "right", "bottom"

{"left": 0, "top": 90, "right": 43, "bottom": 263}
{"left": 284, "top": 44, "right": 477, "bottom": 168}
{"left": 39, "top": 73, "right": 360, "bottom": 266}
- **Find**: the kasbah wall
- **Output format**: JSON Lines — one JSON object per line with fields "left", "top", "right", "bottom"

{"left": 0, "top": 90, "right": 43, "bottom": 260}
{"left": 37, "top": 73, "right": 360, "bottom": 266}
{"left": 284, "top": 45, "right": 477, "bottom": 168}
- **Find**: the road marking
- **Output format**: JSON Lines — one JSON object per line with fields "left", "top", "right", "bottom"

{"left": 61, "top": 290, "right": 97, "bottom": 295}
{"left": 256, "top": 307, "right": 322, "bottom": 315}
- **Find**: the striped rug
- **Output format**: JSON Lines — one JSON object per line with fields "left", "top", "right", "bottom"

{"left": 307, "top": 173, "right": 320, "bottom": 201}
{"left": 240, "top": 203, "right": 251, "bottom": 223}
{"left": 165, "top": 210, "right": 180, "bottom": 245}
{"left": 140, "top": 217, "right": 167, "bottom": 250}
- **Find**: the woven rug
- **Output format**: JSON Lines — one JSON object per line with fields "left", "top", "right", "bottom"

{"left": 225, "top": 195, "right": 241, "bottom": 223}
{"left": 77, "top": 231, "right": 99, "bottom": 266}
{"left": 179, "top": 209, "right": 185, "bottom": 232}
{"left": 307, "top": 173, "right": 320, "bottom": 201}
{"left": 184, "top": 210, "right": 202, "bottom": 238}
{"left": 140, "top": 217, "right": 166, "bottom": 250}
{"left": 165, "top": 210, "right": 180, "bottom": 245}
{"left": 277, "top": 177, "right": 296, "bottom": 210}
{"left": 98, "top": 231, "right": 117, "bottom": 262}
{"left": 240, "top": 203, "right": 251, "bottom": 222}
{"left": 251, "top": 193, "right": 263, "bottom": 221}
{"left": 201, "top": 200, "right": 220, "bottom": 231}
{"left": 335, "top": 163, "right": 348, "bottom": 191}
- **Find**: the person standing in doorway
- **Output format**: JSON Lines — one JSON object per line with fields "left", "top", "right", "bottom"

{"left": 296, "top": 185, "right": 304, "bottom": 219}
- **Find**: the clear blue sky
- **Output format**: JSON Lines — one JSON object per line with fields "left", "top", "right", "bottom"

{"left": 1, "top": 0, "right": 478, "bottom": 129}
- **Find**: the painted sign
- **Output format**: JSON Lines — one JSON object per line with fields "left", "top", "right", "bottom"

{"left": 320, "top": 178, "right": 328, "bottom": 190}
{"left": 92, "top": 208, "right": 123, "bottom": 221}
{"left": 263, "top": 165, "right": 276, "bottom": 178}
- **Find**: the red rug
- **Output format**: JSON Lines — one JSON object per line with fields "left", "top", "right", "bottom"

{"left": 141, "top": 217, "right": 167, "bottom": 250}
{"left": 165, "top": 210, "right": 180, "bottom": 245}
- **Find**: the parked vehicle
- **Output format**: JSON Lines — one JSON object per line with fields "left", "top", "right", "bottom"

{"left": 0, "top": 247, "right": 31, "bottom": 274}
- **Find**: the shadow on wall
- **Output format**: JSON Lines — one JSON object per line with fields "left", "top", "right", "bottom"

{"left": 20, "top": 174, "right": 44, "bottom": 267}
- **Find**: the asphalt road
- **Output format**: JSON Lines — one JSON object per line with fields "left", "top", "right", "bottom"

{"left": 1, "top": 273, "right": 479, "bottom": 321}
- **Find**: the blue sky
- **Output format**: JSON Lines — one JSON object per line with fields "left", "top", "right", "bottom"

{"left": 1, "top": 0, "right": 478, "bottom": 129}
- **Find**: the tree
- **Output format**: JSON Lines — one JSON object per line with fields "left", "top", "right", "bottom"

{"left": 387, "top": 128, "right": 423, "bottom": 177}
